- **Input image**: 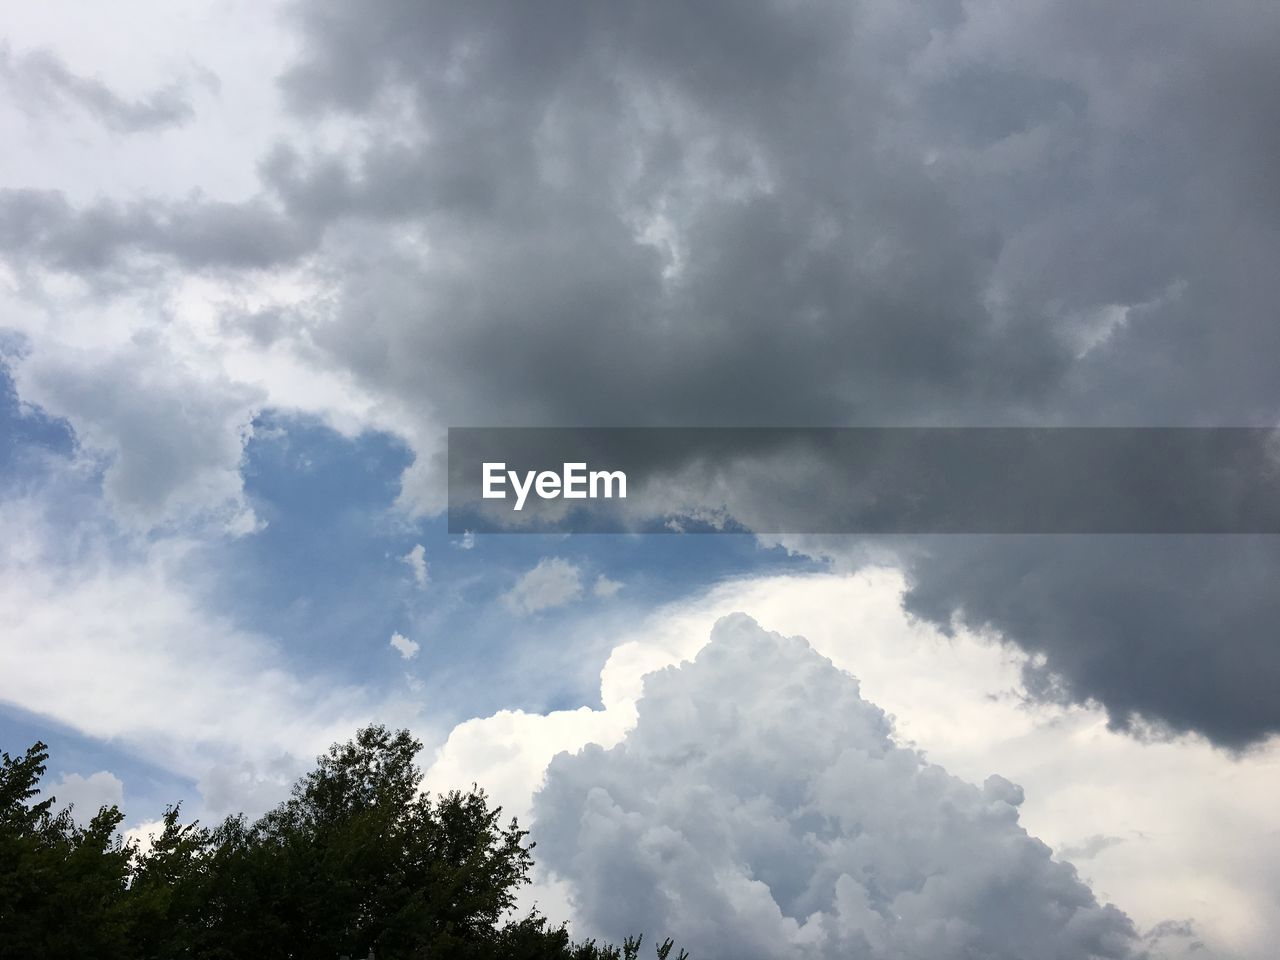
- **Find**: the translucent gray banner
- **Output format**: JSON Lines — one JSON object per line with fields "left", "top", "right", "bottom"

{"left": 447, "top": 427, "right": 1280, "bottom": 534}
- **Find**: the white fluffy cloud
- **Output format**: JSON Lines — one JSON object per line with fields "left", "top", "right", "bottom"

{"left": 423, "top": 705, "right": 633, "bottom": 828}
{"left": 503, "top": 557, "right": 583, "bottom": 615}
{"left": 533, "top": 613, "right": 1138, "bottom": 959}
{"left": 389, "top": 631, "right": 419, "bottom": 660}
{"left": 423, "top": 571, "right": 1280, "bottom": 959}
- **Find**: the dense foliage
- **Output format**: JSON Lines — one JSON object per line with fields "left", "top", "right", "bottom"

{"left": 0, "top": 726, "right": 687, "bottom": 960}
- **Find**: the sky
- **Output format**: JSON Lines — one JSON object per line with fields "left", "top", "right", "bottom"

{"left": 2, "top": 1, "right": 1279, "bottom": 957}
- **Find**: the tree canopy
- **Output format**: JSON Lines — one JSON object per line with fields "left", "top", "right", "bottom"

{"left": 0, "top": 726, "right": 687, "bottom": 960}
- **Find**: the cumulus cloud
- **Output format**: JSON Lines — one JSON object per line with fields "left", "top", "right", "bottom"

{"left": 426, "top": 572, "right": 1279, "bottom": 958}
{"left": 389, "top": 630, "right": 419, "bottom": 660}
{"left": 503, "top": 557, "right": 583, "bottom": 615}
{"left": 424, "top": 705, "right": 634, "bottom": 828}
{"left": 400, "top": 543, "right": 428, "bottom": 587}
{"left": 533, "top": 614, "right": 1138, "bottom": 959}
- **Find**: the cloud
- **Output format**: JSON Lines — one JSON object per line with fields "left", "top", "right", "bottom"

{"left": 900, "top": 535, "right": 1280, "bottom": 748}
{"left": 389, "top": 630, "right": 419, "bottom": 660}
{"left": 0, "top": 189, "right": 317, "bottom": 272}
{"left": 7, "top": 0, "right": 1269, "bottom": 512}
{"left": 1, "top": 4, "right": 1279, "bottom": 948}
{"left": 592, "top": 574, "right": 623, "bottom": 599}
{"left": 400, "top": 543, "right": 428, "bottom": 588}
{"left": 533, "top": 613, "right": 1138, "bottom": 959}
{"left": 0, "top": 42, "right": 199, "bottom": 133}
{"left": 262, "top": 0, "right": 1280, "bottom": 431}
{"left": 0, "top": 494, "right": 380, "bottom": 818}
{"left": 265, "top": 0, "right": 1055, "bottom": 443}
{"left": 0, "top": 0, "right": 1267, "bottom": 745}
{"left": 196, "top": 755, "right": 303, "bottom": 821}
{"left": 424, "top": 571, "right": 1280, "bottom": 958}
{"left": 9, "top": 337, "right": 262, "bottom": 531}
{"left": 122, "top": 818, "right": 169, "bottom": 857}
{"left": 11, "top": 0, "right": 1278, "bottom": 519}
{"left": 503, "top": 557, "right": 583, "bottom": 615}
{"left": 1060, "top": 835, "right": 1128, "bottom": 863}
{"left": 3, "top": 0, "right": 1278, "bottom": 542}
{"left": 45, "top": 769, "right": 124, "bottom": 822}
{"left": 424, "top": 705, "right": 634, "bottom": 828}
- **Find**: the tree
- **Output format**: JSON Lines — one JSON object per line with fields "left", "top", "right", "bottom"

{"left": 0, "top": 742, "right": 134, "bottom": 959}
{"left": 0, "top": 728, "right": 689, "bottom": 960}
{"left": 186, "top": 725, "right": 536, "bottom": 959}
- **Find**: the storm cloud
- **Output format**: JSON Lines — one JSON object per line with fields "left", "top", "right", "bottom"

{"left": 4, "top": 1, "right": 1280, "bottom": 745}
{"left": 902, "top": 535, "right": 1280, "bottom": 750}
{"left": 268, "top": 0, "right": 1280, "bottom": 427}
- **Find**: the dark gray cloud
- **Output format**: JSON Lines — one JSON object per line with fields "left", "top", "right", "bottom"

{"left": 7, "top": 0, "right": 1279, "bottom": 423}
{"left": 265, "top": 0, "right": 1280, "bottom": 425}
{"left": 903, "top": 535, "right": 1280, "bottom": 750}
{"left": 267, "top": 0, "right": 1055, "bottom": 426}
{"left": 534, "top": 614, "right": 1141, "bottom": 959}
{"left": 0, "top": 42, "right": 200, "bottom": 133}
{"left": 4, "top": 0, "right": 1280, "bottom": 747}
{"left": 0, "top": 189, "right": 317, "bottom": 272}
{"left": 11, "top": 0, "right": 1278, "bottom": 424}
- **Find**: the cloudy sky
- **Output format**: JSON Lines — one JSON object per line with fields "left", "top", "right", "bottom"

{"left": 2, "top": 1, "right": 1279, "bottom": 956}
